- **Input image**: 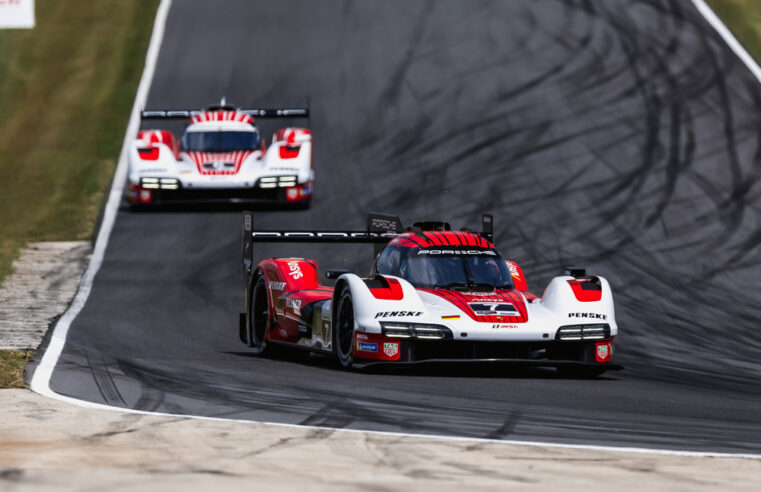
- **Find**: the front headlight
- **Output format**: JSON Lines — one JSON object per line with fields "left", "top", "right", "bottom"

{"left": 380, "top": 322, "right": 453, "bottom": 340}
{"left": 556, "top": 324, "right": 610, "bottom": 341}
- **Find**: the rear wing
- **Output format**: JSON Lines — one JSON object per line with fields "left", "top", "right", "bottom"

{"left": 242, "top": 212, "right": 401, "bottom": 282}
{"left": 141, "top": 108, "right": 309, "bottom": 120}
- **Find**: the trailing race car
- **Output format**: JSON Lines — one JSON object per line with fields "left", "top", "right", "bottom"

{"left": 239, "top": 212, "right": 621, "bottom": 377}
{"left": 127, "top": 100, "right": 312, "bottom": 207}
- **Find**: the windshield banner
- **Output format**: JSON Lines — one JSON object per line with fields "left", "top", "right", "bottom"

{"left": 0, "top": 0, "right": 35, "bottom": 29}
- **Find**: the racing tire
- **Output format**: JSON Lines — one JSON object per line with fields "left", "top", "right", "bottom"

{"left": 333, "top": 284, "right": 355, "bottom": 369}
{"left": 250, "top": 275, "right": 271, "bottom": 355}
{"left": 557, "top": 366, "right": 606, "bottom": 379}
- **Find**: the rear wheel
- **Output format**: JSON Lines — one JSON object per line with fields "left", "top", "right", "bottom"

{"left": 333, "top": 285, "right": 355, "bottom": 369}
{"left": 250, "top": 275, "right": 271, "bottom": 354}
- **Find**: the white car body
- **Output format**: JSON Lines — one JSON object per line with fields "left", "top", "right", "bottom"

{"left": 127, "top": 106, "right": 313, "bottom": 206}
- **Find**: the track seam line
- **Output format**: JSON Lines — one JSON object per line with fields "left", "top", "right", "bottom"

{"left": 26, "top": 0, "right": 761, "bottom": 460}
{"left": 691, "top": 0, "right": 761, "bottom": 84}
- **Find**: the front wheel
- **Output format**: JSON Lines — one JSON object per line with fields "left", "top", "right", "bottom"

{"left": 250, "top": 275, "right": 271, "bottom": 354}
{"left": 333, "top": 285, "right": 355, "bottom": 369}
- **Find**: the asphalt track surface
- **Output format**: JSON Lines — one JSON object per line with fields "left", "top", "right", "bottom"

{"left": 45, "top": 0, "right": 761, "bottom": 453}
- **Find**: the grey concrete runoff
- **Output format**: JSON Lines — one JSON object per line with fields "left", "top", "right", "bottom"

{"left": 0, "top": 389, "right": 759, "bottom": 491}
{"left": 0, "top": 242, "right": 89, "bottom": 350}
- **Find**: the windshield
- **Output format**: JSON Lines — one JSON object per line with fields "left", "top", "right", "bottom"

{"left": 376, "top": 245, "right": 515, "bottom": 290}
{"left": 181, "top": 131, "right": 260, "bottom": 152}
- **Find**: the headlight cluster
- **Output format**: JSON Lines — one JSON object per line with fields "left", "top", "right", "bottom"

{"left": 140, "top": 177, "right": 179, "bottom": 190}
{"left": 259, "top": 176, "right": 297, "bottom": 188}
{"left": 380, "top": 322, "right": 453, "bottom": 340}
{"left": 556, "top": 324, "right": 610, "bottom": 341}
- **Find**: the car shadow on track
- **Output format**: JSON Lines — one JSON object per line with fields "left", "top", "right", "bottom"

{"left": 121, "top": 201, "right": 309, "bottom": 214}
{"left": 222, "top": 350, "right": 622, "bottom": 381}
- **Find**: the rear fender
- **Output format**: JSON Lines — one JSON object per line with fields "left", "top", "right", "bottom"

{"left": 540, "top": 275, "right": 617, "bottom": 335}
{"left": 264, "top": 128, "right": 313, "bottom": 183}
{"left": 128, "top": 130, "right": 182, "bottom": 188}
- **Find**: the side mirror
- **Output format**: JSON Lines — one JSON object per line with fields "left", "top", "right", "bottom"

{"left": 325, "top": 269, "right": 352, "bottom": 279}
{"left": 563, "top": 266, "right": 587, "bottom": 279}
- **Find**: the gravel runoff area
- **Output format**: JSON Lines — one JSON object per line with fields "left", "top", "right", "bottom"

{"left": 0, "top": 243, "right": 758, "bottom": 490}
{"left": 1, "top": 389, "right": 760, "bottom": 492}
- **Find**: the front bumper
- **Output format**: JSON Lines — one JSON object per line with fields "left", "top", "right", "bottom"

{"left": 352, "top": 331, "right": 620, "bottom": 370}
{"left": 126, "top": 181, "right": 312, "bottom": 205}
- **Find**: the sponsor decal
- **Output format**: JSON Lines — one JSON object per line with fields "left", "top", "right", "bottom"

{"left": 491, "top": 324, "right": 518, "bottom": 329}
{"left": 568, "top": 313, "right": 607, "bottom": 320}
{"left": 383, "top": 342, "right": 399, "bottom": 357}
{"left": 356, "top": 333, "right": 368, "bottom": 340}
{"left": 468, "top": 303, "right": 519, "bottom": 316}
{"left": 370, "top": 217, "right": 398, "bottom": 233}
{"left": 269, "top": 281, "right": 286, "bottom": 291}
{"left": 357, "top": 342, "right": 377, "bottom": 353}
{"left": 287, "top": 261, "right": 304, "bottom": 279}
{"left": 417, "top": 249, "right": 497, "bottom": 256}
{"left": 596, "top": 343, "right": 611, "bottom": 362}
{"left": 507, "top": 262, "right": 520, "bottom": 277}
{"left": 285, "top": 297, "right": 302, "bottom": 315}
{"left": 375, "top": 311, "right": 423, "bottom": 318}
{"left": 441, "top": 315, "right": 460, "bottom": 320}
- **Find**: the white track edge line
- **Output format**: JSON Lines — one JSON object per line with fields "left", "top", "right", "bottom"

{"left": 25, "top": 0, "right": 761, "bottom": 461}
{"left": 28, "top": 0, "right": 173, "bottom": 394}
{"left": 691, "top": 0, "right": 761, "bottom": 84}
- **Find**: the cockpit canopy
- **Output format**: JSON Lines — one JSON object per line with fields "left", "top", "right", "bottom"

{"left": 181, "top": 130, "right": 261, "bottom": 152}
{"left": 376, "top": 244, "right": 514, "bottom": 290}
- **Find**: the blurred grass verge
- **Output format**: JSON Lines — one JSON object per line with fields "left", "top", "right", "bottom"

{"left": 0, "top": 0, "right": 159, "bottom": 284}
{"left": 706, "top": 0, "right": 761, "bottom": 63}
{"left": 0, "top": 350, "right": 32, "bottom": 388}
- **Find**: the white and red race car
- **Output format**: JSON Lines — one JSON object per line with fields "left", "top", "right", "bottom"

{"left": 240, "top": 212, "right": 622, "bottom": 377}
{"left": 127, "top": 102, "right": 313, "bottom": 206}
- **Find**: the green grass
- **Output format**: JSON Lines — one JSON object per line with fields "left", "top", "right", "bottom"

{"left": 706, "top": 0, "right": 761, "bottom": 63}
{"left": 0, "top": 350, "right": 33, "bottom": 388}
{"left": 0, "top": 0, "right": 159, "bottom": 283}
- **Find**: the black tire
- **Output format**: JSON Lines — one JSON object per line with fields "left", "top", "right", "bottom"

{"left": 557, "top": 366, "right": 606, "bottom": 378}
{"left": 250, "top": 275, "right": 271, "bottom": 354}
{"left": 333, "top": 284, "right": 355, "bottom": 369}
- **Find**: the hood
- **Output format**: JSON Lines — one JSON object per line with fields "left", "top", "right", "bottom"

{"left": 419, "top": 288, "right": 529, "bottom": 323}
{"left": 184, "top": 151, "right": 256, "bottom": 175}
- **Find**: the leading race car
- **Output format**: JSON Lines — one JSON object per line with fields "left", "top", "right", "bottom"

{"left": 239, "top": 212, "right": 622, "bottom": 377}
{"left": 127, "top": 100, "right": 313, "bottom": 207}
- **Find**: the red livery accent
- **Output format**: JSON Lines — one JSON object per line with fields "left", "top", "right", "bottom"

{"left": 353, "top": 332, "right": 402, "bottom": 361}
{"left": 595, "top": 339, "right": 613, "bottom": 362}
{"left": 369, "top": 277, "right": 404, "bottom": 300}
{"left": 136, "top": 130, "right": 179, "bottom": 158}
{"left": 187, "top": 150, "right": 255, "bottom": 176}
{"left": 506, "top": 260, "right": 528, "bottom": 291}
{"left": 190, "top": 110, "right": 255, "bottom": 125}
{"left": 137, "top": 147, "right": 160, "bottom": 160}
{"left": 390, "top": 230, "right": 493, "bottom": 249}
{"left": 420, "top": 288, "right": 529, "bottom": 323}
{"left": 567, "top": 279, "right": 603, "bottom": 302}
